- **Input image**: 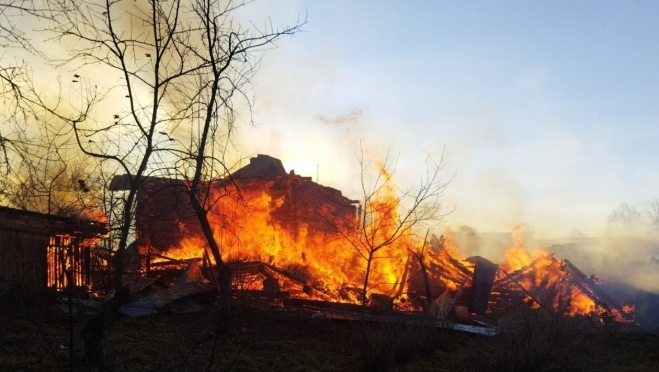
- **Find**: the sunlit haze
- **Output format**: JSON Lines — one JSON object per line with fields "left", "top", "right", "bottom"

{"left": 13, "top": 1, "right": 659, "bottom": 239}
{"left": 227, "top": 1, "right": 659, "bottom": 238}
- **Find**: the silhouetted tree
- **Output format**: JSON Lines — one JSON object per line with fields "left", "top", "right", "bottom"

{"left": 319, "top": 145, "right": 453, "bottom": 307}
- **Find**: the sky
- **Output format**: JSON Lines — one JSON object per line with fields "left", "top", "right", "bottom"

{"left": 227, "top": 1, "right": 659, "bottom": 238}
{"left": 8, "top": 1, "right": 659, "bottom": 239}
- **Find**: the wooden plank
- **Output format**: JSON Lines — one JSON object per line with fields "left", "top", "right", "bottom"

{"left": 494, "top": 268, "right": 544, "bottom": 309}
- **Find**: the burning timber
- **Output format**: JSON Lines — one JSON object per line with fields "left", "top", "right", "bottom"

{"left": 115, "top": 249, "right": 629, "bottom": 336}
{"left": 110, "top": 154, "right": 360, "bottom": 258}
{"left": 119, "top": 247, "right": 632, "bottom": 328}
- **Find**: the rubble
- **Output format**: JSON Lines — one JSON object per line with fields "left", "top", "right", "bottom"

{"left": 121, "top": 263, "right": 212, "bottom": 317}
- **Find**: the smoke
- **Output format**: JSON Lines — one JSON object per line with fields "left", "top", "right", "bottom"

{"left": 238, "top": 58, "right": 611, "bottom": 239}
{"left": 563, "top": 201, "right": 659, "bottom": 298}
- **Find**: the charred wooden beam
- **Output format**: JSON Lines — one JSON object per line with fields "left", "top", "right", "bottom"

{"left": 495, "top": 255, "right": 557, "bottom": 284}
{"left": 465, "top": 256, "right": 498, "bottom": 315}
{"left": 636, "top": 290, "right": 659, "bottom": 328}
{"left": 394, "top": 254, "right": 411, "bottom": 298}
{"left": 261, "top": 263, "right": 308, "bottom": 285}
{"left": 408, "top": 230, "right": 433, "bottom": 310}
{"left": 229, "top": 261, "right": 266, "bottom": 273}
{"left": 634, "top": 257, "right": 659, "bottom": 328}
{"left": 148, "top": 252, "right": 200, "bottom": 266}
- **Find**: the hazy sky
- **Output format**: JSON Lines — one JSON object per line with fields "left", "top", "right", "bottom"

{"left": 12, "top": 1, "right": 658, "bottom": 238}
{"left": 228, "top": 1, "right": 659, "bottom": 237}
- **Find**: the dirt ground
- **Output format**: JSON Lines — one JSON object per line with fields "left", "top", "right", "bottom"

{"left": 2, "top": 304, "right": 659, "bottom": 372}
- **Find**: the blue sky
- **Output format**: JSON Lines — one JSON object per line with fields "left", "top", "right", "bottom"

{"left": 232, "top": 1, "right": 659, "bottom": 237}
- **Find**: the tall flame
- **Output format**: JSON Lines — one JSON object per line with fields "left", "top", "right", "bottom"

{"left": 157, "top": 169, "right": 418, "bottom": 302}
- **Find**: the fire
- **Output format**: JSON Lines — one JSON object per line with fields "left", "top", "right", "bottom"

{"left": 622, "top": 303, "right": 635, "bottom": 313}
{"left": 147, "top": 168, "right": 418, "bottom": 303}
{"left": 137, "top": 158, "right": 626, "bottom": 320}
{"left": 500, "top": 224, "right": 550, "bottom": 273}
{"left": 151, "top": 189, "right": 619, "bottom": 318}
{"left": 47, "top": 235, "right": 95, "bottom": 290}
{"left": 158, "top": 236, "right": 209, "bottom": 262}
{"left": 567, "top": 292, "right": 596, "bottom": 316}
{"left": 496, "top": 226, "right": 613, "bottom": 317}
{"left": 81, "top": 208, "right": 109, "bottom": 225}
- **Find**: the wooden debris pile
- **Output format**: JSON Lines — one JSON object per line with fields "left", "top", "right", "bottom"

{"left": 125, "top": 244, "right": 632, "bottom": 326}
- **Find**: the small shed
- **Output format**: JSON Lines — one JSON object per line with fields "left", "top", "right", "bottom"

{"left": 0, "top": 206, "right": 108, "bottom": 293}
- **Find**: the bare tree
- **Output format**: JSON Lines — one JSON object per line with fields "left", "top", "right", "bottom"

{"left": 171, "top": 0, "right": 304, "bottom": 331}
{"left": 21, "top": 0, "right": 301, "bottom": 293}
{"left": 318, "top": 146, "right": 453, "bottom": 307}
{"left": 606, "top": 201, "right": 657, "bottom": 237}
{"left": 0, "top": 0, "right": 49, "bottom": 175}
{"left": 1, "top": 0, "right": 302, "bottom": 368}
{"left": 0, "top": 0, "right": 303, "bottom": 365}
{"left": 2, "top": 119, "right": 106, "bottom": 217}
{"left": 644, "top": 199, "right": 659, "bottom": 229}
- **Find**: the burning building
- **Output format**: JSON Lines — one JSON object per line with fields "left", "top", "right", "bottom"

{"left": 109, "top": 155, "right": 635, "bottom": 324}
{"left": 0, "top": 206, "right": 108, "bottom": 293}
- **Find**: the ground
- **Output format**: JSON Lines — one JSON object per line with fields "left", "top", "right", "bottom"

{"left": 1, "top": 304, "right": 659, "bottom": 372}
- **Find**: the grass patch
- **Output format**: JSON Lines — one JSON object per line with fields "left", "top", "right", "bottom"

{"left": 1, "top": 307, "right": 658, "bottom": 372}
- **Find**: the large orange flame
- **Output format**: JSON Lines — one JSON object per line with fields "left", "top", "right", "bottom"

{"left": 153, "top": 169, "right": 421, "bottom": 303}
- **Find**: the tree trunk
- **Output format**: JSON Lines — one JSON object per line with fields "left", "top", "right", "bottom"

{"left": 188, "top": 191, "right": 232, "bottom": 331}
{"left": 362, "top": 251, "right": 374, "bottom": 307}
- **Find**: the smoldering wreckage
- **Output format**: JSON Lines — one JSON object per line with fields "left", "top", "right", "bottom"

{"left": 3, "top": 155, "right": 659, "bottom": 339}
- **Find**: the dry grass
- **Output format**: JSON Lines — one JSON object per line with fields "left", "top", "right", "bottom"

{"left": 1, "top": 303, "right": 659, "bottom": 372}
{"left": 359, "top": 320, "right": 452, "bottom": 372}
